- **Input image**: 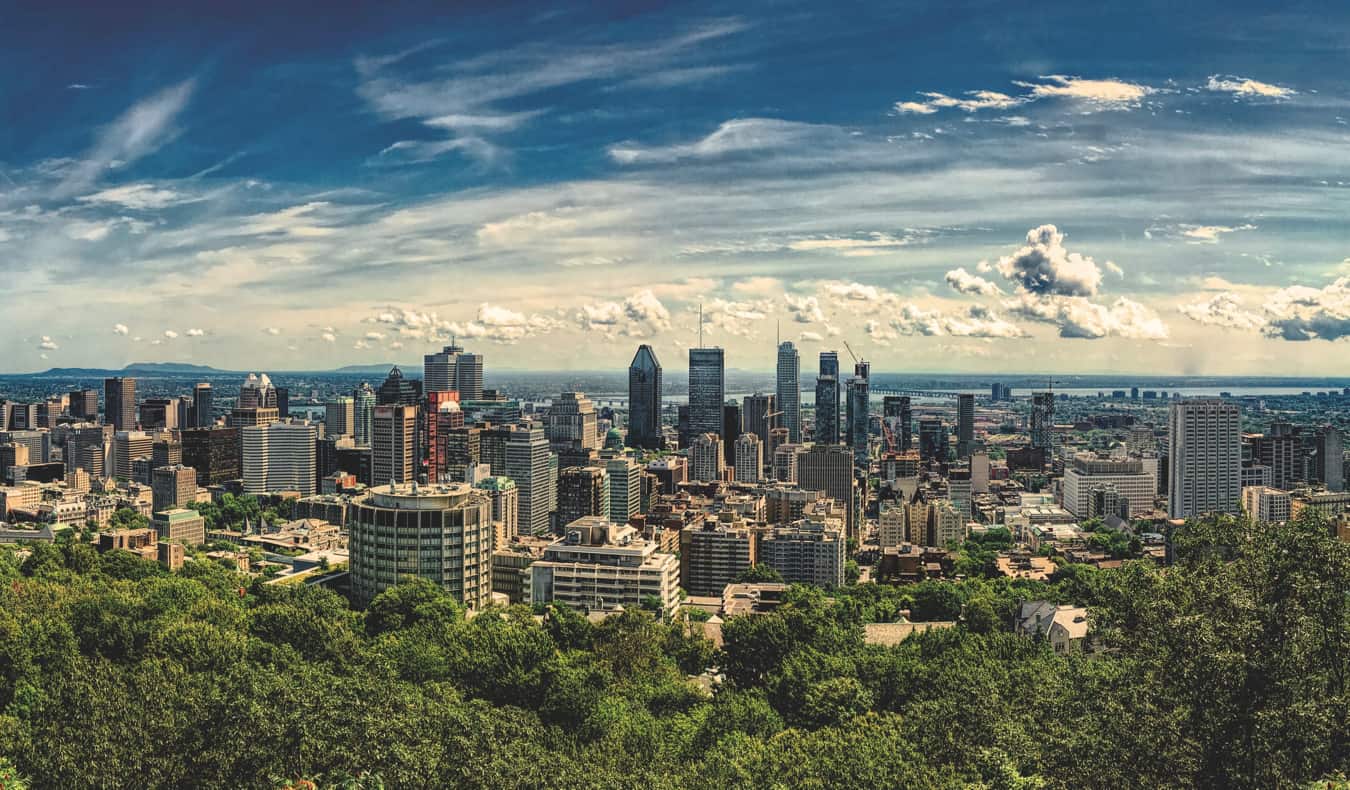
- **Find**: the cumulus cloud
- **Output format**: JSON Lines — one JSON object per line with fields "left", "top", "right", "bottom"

{"left": 1263, "top": 277, "right": 1350, "bottom": 341}
{"left": 262, "top": 327, "right": 281, "bottom": 336}
{"left": 702, "top": 298, "right": 774, "bottom": 336}
{"left": 37, "top": 336, "right": 58, "bottom": 350}
{"left": 1015, "top": 75, "right": 1153, "bottom": 108}
{"left": 1206, "top": 75, "right": 1295, "bottom": 98}
{"left": 186, "top": 328, "right": 205, "bottom": 337}
{"left": 162, "top": 329, "right": 179, "bottom": 339}
{"left": 1179, "top": 292, "right": 1267, "bottom": 330}
{"left": 799, "top": 330, "right": 824, "bottom": 342}
{"left": 891, "top": 304, "right": 1025, "bottom": 338}
{"left": 818, "top": 280, "right": 898, "bottom": 306}
{"left": 784, "top": 293, "right": 826, "bottom": 323}
{"left": 112, "top": 323, "right": 130, "bottom": 336}
{"left": 576, "top": 289, "right": 672, "bottom": 337}
{"left": 364, "top": 331, "right": 385, "bottom": 341}
{"left": 1008, "top": 294, "right": 1168, "bottom": 339}
{"left": 992, "top": 224, "right": 1105, "bottom": 297}
{"left": 944, "top": 267, "right": 1003, "bottom": 296}
{"left": 449, "top": 303, "right": 563, "bottom": 344}
{"left": 894, "top": 90, "right": 1021, "bottom": 115}
{"left": 320, "top": 332, "right": 337, "bottom": 343}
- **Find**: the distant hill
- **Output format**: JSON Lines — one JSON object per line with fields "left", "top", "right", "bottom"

{"left": 332, "top": 363, "right": 421, "bottom": 376}
{"left": 28, "top": 362, "right": 236, "bottom": 378}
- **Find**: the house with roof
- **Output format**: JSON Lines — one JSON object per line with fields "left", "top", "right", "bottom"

{"left": 1017, "top": 600, "right": 1091, "bottom": 653}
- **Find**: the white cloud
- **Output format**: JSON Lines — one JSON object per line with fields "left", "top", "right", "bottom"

{"left": 321, "top": 332, "right": 337, "bottom": 343}
{"left": 993, "top": 224, "right": 1106, "bottom": 297}
{"left": 890, "top": 304, "right": 1025, "bottom": 338}
{"left": 55, "top": 79, "right": 196, "bottom": 197}
{"left": 576, "top": 289, "right": 672, "bottom": 337}
{"left": 609, "top": 118, "right": 842, "bottom": 164}
{"left": 894, "top": 90, "right": 1021, "bottom": 115}
{"left": 364, "top": 331, "right": 385, "bottom": 341}
{"left": 1008, "top": 294, "right": 1168, "bottom": 339}
{"left": 162, "top": 329, "right": 179, "bottom": 339}
{"left": 37, "top": 336, "right": 58, "bottom": 350}
{"left": 944, "top": 267, "right": 1003, "bottom": 296}
{"left": 186, "top": 328, "right": 205, "bottom": 337}
{"left": 1015, "top": 75, "right": 1153, "bottom": 108}
{"left": 262, "top": 327, "right": 281, "bottom": 336}
{"left": 112, "top": 323, "right": 130, "bottom": 335}
{"left": 1178, "top": 292, "right": 1267, "bottom": 330}
{"left": 446, "top": 303, "right": 563, "bottom": 344}
{"left": 786, "top": 232, "right": 918, "bottom": 257}
{"left": 784, "top": 293, "right": 826, "bottom": 323}
{"left": 1263, "top": 277, "right": 1350, "bottom": 341}
{"left": 1206, "top": 75, "right": 1295, "bottom": 99}
{"left": 77, "top": 183, "right": 186, "bottom": 210}
{"left": 1180, "top": 223, "right": 1257, "bottom": 243}
{"left": 798, "top": 330, "right": 824, "bottom": 342}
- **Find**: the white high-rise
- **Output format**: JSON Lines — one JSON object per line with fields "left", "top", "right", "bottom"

{"left": 242, "top": 422, "right": 317, "bottom": 496}
{"left": 776, "top": 341, "right": 801, "bottom": 443}
{"left": 734, "top": 433, "right": 762, "bottom": 483}
{"left": 1168, "top": 400, "right": 1241, "bottom": 519}
{"left": 689, "top": 432, "right": 724, "bottom": 482}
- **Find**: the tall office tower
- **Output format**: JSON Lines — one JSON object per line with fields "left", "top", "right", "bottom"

{"left": 919, "top": 419, "right": 946, "bottom": 462}
{"left": 0, "top": 430, "right": 48, "bottom": 464}
{"left": 69, "top": 389, "right": 98, "bottom": 420}
{"left": 546, "top": 392, "right": 599, "bottom": 454}
{"left": 504, "top": 424, "right": 553, "bottom": 536}
{"left": 1249, "top": 423, "right": 1300, "bottom": 490}
{"left": 605, "top": 456, "right": 641, "bottom": 525}
{"left": 423, "top": 343, "right": 461, "bottom": 392}
{"left": 815, "top": 351, "right": 840, "bottom": 444}
{"left": 151, "top": 464, "right": 197, "bottom": 513}
{"left": 1313, "top": 425, "right": 1345, "bottom": 492}
{"left": 372, "top": 404, "right": 417, "bottom": 486}
{"left": 426, "top": 398, "right": 465, "bottom": 483}
{"left": 348, "top": 482, "right": 495, "bottom": 608}
{"left": 1030, "top": 392, "right": 1055, "bottom": 450}
{"left": 798, "top": 443, "right": 857, "bottom": 537}
{"left": 687, "top": 347, "right": 725, "bottom": 445}
{"left": 353, "top": 383, "right": 376, "bottom": 446}
{"left": 151, "top": 439, "right": 182, "bottom": 469}
{"left": 180, "top": 427, "right": 241, "bottom": 487}
{"left": 689, "top": 432, "right": 725, "bottom": 482}
{"left": 238, "top": 373, "right": 278, "bottom": 409}
{"left": 1168, "top": 399, "right": 1241, "bottom": 519}
{"left": 455, "top": 352, "right": 484, "bottom": 401}
{"left": 139, "top": 398, "right": 179, "bottom": 430}
{"left": 734, "top": 433, "right": 763, "bottom": 483}
{"left": 627, "top": 344, "right": 663, "bottom": 449}
{"left": 193, "top": 383, "right": 214, "bottom": 427}
{"left": 442, "top": 425, "right": 481, "bottom": 483}
{"left": 104, "top": 377, "right": 136, "bottom": 431}
{"left": 742, "top": 393, "right": 778, "bottom": 455}
{"left": 556, "top": 466, "right": 609, "bottom": 529}
{"left": 7, "top": 404, "right": 37, "bottom": 431}
{"left": 175, "top": 397, "right": 194, "bottom": 430}
{"left": 377, "top": 366, "right": 423, "bottom": 406}
{"left": 722, "top": 401, "right": 742, "bottom": 466}
{"left": 112, "top": 430, "right": 153, "bottom": 480}
{"left": 325, "top": 396, "right": 355, "bottom": 438}
{"left": 242, "top": 422, "right": 318, "bottom": 496}
{"left": 275, "top": 387, "right": 290, "bottom": 419}
{"left": 956, "top": 393, "right": 975, "bottom": 458}
{"left": 776, "top": 341, "right": 801, "bottom": 443}
{"left": 845, "top": 361, "right": 870, "bottom": 467}
{"left": 882, "top": 396, "right": 912, "bottom": 451}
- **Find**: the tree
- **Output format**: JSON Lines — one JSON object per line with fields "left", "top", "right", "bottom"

{"left": 733, "top": 564, "right": 783, "bottom": 584}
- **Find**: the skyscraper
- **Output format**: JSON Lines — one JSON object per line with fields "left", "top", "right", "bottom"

{"left": 734, "top": 433, "right": 763, "bottom": 482}
{"left": 814, "top": 351, "right": 840, "bottom": 444}
{"left": 377, "top": 366, "right": 422, "bottom": 406}
{"left": 689, "top": 432, "right": 724, "bottom": 482}
{"left": 353, "top": 382, "right": 375, "bottom": 445}
{"left": 687, "top": 347, "right": 725, "bottom": 445}
{"left": 455, "top": 352, "right": 484, "bottom": 401}
{"left": 722, "top": 401, "right": 742, "bottom": 466}
{"left": 1168, "top": 399, "right": 1241, "bottom": 519}
{"left": 545, "top": 392, "right": 598, "bottom": 454}
{"left": 1313, "top": 425, "right": 1344, "bottom": 492}
{"left": 1030, "top": 392, "right": 1055, "bottom": 450}
{"left": 325, "top": 396, "right": 355, "bottom": 438}
{"left": 882, "top": 396, "right": 911, "bottom": 451}
{"left": 556, "top": 466, "right": 609, "bottom": 529}
{"left": 193, "top": 383, "right": 213, "bottom": 427}
{"left": 241, "top": 422, "right": 317, "bottom": 496}
{"left": 69, "top": 389, "right": 98, "bottom": 421}
{"left": 104, "top": 377, "right": 136, "bottom": 431}
{"left": 504, "top": 424, "right": 553, "bottom": 536}
{"left": 423, "top": 343, "right": 484, "bottom": 400}
{"left": 845, "top": 361, "right": 870, "bottom": 467}
{"left": 956, "top": 393, "right": 975, "bottom": 458}
{"left": 372, "top": 404, "right": 417, "bottom": 486}
{"left": 238, "top": 373, "right": 278, "bottom": 409}
{"left": 627, "top": 344, "right": 663, "bottom": 449}
{"left": 776, "top": 341, "right": 801, "bottom": 443}
{"left": 605, "top": 456, "right": 641, "bottom": 525}
{"left": 152, "top": 464, "right": 197, "bottom": 514}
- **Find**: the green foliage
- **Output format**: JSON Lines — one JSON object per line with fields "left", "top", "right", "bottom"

{"left": 732, "top": 563, "right": 784, "bottom": 584}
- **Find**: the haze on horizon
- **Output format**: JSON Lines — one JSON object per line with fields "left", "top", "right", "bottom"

{"left": 3, "top": 1, "right": 1349, "bottom": 377}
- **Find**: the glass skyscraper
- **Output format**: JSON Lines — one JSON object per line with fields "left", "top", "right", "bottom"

{"left": 627, "top": 344, "right": 663, "bottom": 449}
{"left": 814, "top": 351, "right": 839, "bottom": 444}
{"left": 687, "top": 347, "right": 725, "bottom": 444}
{"left": 776, "top": 341, "right": 801, "bottom": 443}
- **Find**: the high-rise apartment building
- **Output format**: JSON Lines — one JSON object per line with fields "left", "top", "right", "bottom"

{"left": 242, "top": 422, "right": 317, "bottom": 496}
{"left": 530, "top": 518, "right": 680, "bottom": 615}
{"left": 679, "top": 520, "right": 757, "bottom": 596}
{"left": 627, "top": 344, "right": 663, "bottom": 449}
{"left": 1168, "top": 399, "right": 1241, "bottom": 519}
{"left": 348, "top": 482, "right": 495, "bottom": 609}
{"left": 557, "top": 466, "right": 609, "bottom": 529}
{"left": 798, "top": 443, "right": 856, "bottom": 536}
{"left": 687, "top": 347, "right": 725, "bottom": 444}
{"left": 734, "top": 433, "right": 762, "bottom": 483}
{"left": 104, "top": 377, "right": 136, "bottom": 431}
{"left": 475, "top": 476, "right": 519, "bottom": 541}
{"left": 1030, "top": 392, "right": 1055, "bottom": 450}
{"left": 776, "top": 341, "right": 801, "bottom": 443}
{"left": 760, "top": 518, "right": 846, "bottom": 587}
{"left": 815, "top": 351, "right": 840, "bottom": 444}
{"left": 605, "top": 456, "right": 641, "bottom": 525}
{"left": 689, "top": 432, "right": 724, "bottom": 482}
{"left": 372, "top": 404, "right": 417, "bottom": 486}
{"left": 956, "top": 393, "right": 975, "bottom": 458}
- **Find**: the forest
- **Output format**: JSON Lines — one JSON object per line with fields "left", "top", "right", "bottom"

{"left": 0, "top": 509, "right": 1346, "bottom": 789}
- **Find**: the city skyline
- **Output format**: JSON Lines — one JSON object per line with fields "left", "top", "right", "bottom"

{"left": 5, "top": 2, "right": 1350, "bottom": 375}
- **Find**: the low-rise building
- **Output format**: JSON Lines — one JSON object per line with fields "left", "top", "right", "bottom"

{"left": 530, "top": 517, "right": 680, "bottom": 615}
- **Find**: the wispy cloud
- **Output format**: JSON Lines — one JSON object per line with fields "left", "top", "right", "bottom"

{"left": 1206, "top": 75, "right": 1295, "bottom": 98}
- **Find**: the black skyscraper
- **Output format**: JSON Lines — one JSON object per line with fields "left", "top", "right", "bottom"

{"left": 627, "top": 344, "right": 663, "bottom": 449}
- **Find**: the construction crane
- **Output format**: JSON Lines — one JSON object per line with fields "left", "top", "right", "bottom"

{"left": 843, "top": 340, "right": 860, "bottom": 365}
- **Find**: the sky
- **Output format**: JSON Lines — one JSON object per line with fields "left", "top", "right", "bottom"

{"left": 4, "top": 0, "right": 1350, "bottom": 375}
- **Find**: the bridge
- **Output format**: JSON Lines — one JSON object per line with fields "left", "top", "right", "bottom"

{"left": 870, "top": 388, "right": 978, "bottom": 400}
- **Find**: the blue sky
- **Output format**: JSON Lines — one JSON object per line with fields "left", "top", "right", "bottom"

{"left": 4, "top": 0, "right": 1350, "bottom": 374}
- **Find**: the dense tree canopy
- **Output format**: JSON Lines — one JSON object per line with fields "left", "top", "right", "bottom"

{"left": 0, "top": 509, "right": 1345, "bottom": 788}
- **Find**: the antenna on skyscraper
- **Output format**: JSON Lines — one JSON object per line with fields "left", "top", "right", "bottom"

{"left": 698, "top": 303, "right": 704, "bottom": 348}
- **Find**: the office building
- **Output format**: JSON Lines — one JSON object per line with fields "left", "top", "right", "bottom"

{"left": 242, "top": 422, "right": 318, "bottom": 496}
{"left": 1030, "top": 392, "right": 1055, "bottom": 450}
{"left": 687, "top": 347, "right": 725, "bottom": 443}
{"left": 104, "top": 377, "right": 136, "bottom": 431}
{"left": 238, "top": 373, "right": 278, "bottom": 409}
{"left": 815, "top": 352, "right": 840, "bottom": 444}
{"left": 776, "top": 341, "right": 801, "bottom": 442}
{"left": 546, "top": 392, "right": 599, "bottom": 454}
{"left": 680, "top": 520, "right": 757, "bottom": 596}
{"left": 1061, "top": 454, "right": 1157, "bottom": 518}
{"left": 377, "top": 366, "right": 423, "bottom": 406}
{"left": 154, "top": 508, "right": 206, "bottom": 547}
{"left": 956, "top": 393, "right": 975, "bottom": 458}
{"left": 372, "top": 404, "right": 417, "bottom": 486}
{"left": 689, "top": 432, "right": 724, "bottom": 482}
{"left": 151, "top": 464, "right": 197, "bottom": 513}
{"left": 423, "top": 343, "right": 460, "bottom": 392}
{"left": 353, "top": 383, "right": 376, "bottom": 446}
{"left": 112, "top": 430, "right": 153, "bottom": 480}
{"left": 530, "top": 517, "right": 680, "bottom": 615}
{"left": 845, "top": 361, "right": 870, "bottom": 467}
{"left": 605, "top": 456, "right": 641, "bottom": 525}
{"left": 557, "top": 466, "right": 609, "bottom": 529}
{"left": 1243, "top": 486, "right": 1292, "bottom": 523}
{"left": 722, "top": 401, "right": 742, "bottom": 466}
{"left": 325, "top": 396, "right": 355, "bottom": 438}
{"left": 734, "top": 433, "right": 763, "bottom": 483}
{"left": 427, "top": 398, "right": 465, "bottom": 483}
{"left": 348, "top": 482, "right": 495, "bottom": 608}
{"left": 760, "top": 518, "right": 846, "bottom": 587}
{"left": 69, "top": 389, "right": 98, "bottom": 421}
{"left": 475, "top": 475, "right": 519, "bottom": 542}
{"left": 798, "top": 443, "right": 856, "bottom": 536}
{"left": 496, "top": 424, "right": 553, "bottom": 536}
{"left": 193, "top": 383, "right": 214, "bottom": 427}
{"left": 626, "top": 345, "right": 664, "bottom": 450}
{"left": 919, "top": 419, "right": 946, "bottom": 462}
{"left": 1168, "top": 399, "right": 1241, "bottom": 519}
{"left": 742, "top": 393, "right": 777, "bottom": 476}
{"left": 1313, "top": 426, "right": 1344, "bottom": 492}
{"left": 181, "top": 427, "right": 241, "bottom": 487}
{"left": 878, "top": 504, "right": 908, "bottom": 548}
{"left": 773, "top": 441, "right": 801, "bottom": 484}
